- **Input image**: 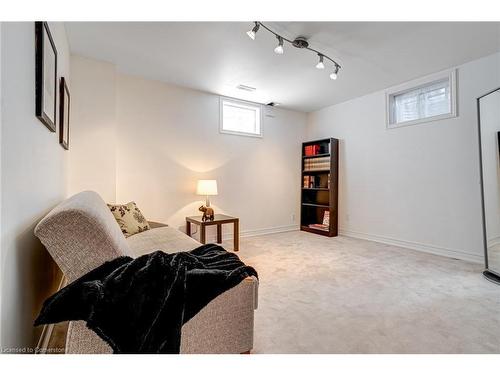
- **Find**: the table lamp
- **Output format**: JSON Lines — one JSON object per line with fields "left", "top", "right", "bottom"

{"left": 196, "top": 180, "right": 218, "bottom": 207}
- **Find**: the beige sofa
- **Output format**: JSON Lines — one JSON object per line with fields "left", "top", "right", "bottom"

{"left": 34, "top": 191, "right": 258, "bottom": 354}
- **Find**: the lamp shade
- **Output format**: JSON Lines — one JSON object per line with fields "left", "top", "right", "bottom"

{"left": 196, "top": 180, "right": 218, "bottom": 196}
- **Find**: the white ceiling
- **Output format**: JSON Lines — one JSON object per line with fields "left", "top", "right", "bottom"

{"left": 65, "top": 22, "right": 500, "bottom": 112}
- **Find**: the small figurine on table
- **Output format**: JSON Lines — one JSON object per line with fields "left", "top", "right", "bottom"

{"left": 199, "top": 206, "right": 215, "bottom": 222}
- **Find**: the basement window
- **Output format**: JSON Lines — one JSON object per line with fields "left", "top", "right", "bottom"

{"left": 386, "top": 70, "right": 457, "bottom": 129}
{"left": 220, "top": 97, "right": 263, "bottom": 137}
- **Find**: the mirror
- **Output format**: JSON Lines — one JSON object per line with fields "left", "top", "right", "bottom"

{"left": 478, "top": 88, "right": 500, "bottom": 284}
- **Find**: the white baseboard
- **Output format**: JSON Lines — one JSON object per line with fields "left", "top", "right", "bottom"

{"left": 203, "top": 224, "right": 299, "bottom": 243}
{"left": 205, "top": 224, "right": 483, "bottom": 264}
{"left": 240, "top": 224, "right": 299, "bottom": 239}
{"left": 487, "top": 235, "right": 500, "bottom": 248}
{"left": 339, "top": 228, "right": 484, "bottom": 264}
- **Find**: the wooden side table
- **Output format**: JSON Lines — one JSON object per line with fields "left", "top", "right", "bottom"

{"left": 186, "top": 214, "right": 239, "bottom": 251}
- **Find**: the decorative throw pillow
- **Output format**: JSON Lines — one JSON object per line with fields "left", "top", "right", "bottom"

{"left": 108, "top": 202, "right": 150, "bottom": 238}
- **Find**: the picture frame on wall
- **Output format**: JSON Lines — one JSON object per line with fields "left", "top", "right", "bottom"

{"left": 497, "top": 132, "right": 500, "bottom": 160}
{"left": 35, "top": 21, "right": 58, "bottom": 132}
{"left": 59, "top": 77, "right": 70, "bottom": 150}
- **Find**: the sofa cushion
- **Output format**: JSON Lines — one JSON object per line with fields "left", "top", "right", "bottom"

{"left": 126, "top": 226, "right": 200, "bottom": 258}
{"left": 108, "top": 201, "right": 150, "bottom": 238}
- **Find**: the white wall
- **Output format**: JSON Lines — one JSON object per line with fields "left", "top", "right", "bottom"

{"left": 68, "top": 55, "right": 117, "bottom": 202}
{"left": 479, "top": 90, "right": 500, "bottom": 246}
{"left": 115, "top": 74, "right": 306, "bottom": 239}
{"left": 68, "top": 56, "right": 307, "bottom": 241}
{"left": 307, "top": 53, "right": 500, "bottom": 263}
{"left": 0, "top": 22, "right": 71, "bottom": 350}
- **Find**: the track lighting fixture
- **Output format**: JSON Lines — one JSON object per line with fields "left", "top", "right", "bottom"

{"left": 246, "top": 22, "right": 260, "bottom": 40}
{"left": 274, "top": 36, "right": 284, "bottom": 54}
{"left": 316, "top": 54, "right": 325, "bottom": 69}
{"left": 246, "top": 22, "right": 341, "bottom": 80}
{"left": 330, "top": 65, "right": 340, "bottom": 80}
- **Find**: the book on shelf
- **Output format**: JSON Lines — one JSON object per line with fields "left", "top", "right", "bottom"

{"left": 308, "top": 223, "right": 329, "bottom": 231}
{"left": 303, "top": 175, "right": 326, "bottom": 188}
{"left": 323, "top": 211, "right": 330, "bottom": 226}
{"left": 304, "top": 156, "right": 330, "bottom": 171}
{"left": 304, "top": 144, "right": 321, "bottom": 156}
{"left": 303, "top": 175, "right": 311, "bottom": 188}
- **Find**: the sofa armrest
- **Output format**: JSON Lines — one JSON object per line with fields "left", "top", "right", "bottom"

{"left": 244, "top": 276, "right": 259, "bottom": 309}
{"left": 180, "top": 274, "right": 257, "bottom": 353}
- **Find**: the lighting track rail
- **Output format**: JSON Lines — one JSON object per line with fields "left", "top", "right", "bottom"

{"left": 247, "top": 22, "right": 341, "bottom": 80}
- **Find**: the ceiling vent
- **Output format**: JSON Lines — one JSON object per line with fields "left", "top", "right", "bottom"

{"left": 236, "top": 84, "right": 256, "bottom": 92}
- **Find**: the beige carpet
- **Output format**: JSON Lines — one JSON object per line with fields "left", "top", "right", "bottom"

{"left": 233, "top": 231, "right": 500, "bottom": 354}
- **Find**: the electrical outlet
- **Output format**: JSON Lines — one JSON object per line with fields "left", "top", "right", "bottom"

{"left": 345, "top": 214, "right": 350, "bottom": 222}
{"left": 291, "top": 213, "right": 296, "bottom": 222}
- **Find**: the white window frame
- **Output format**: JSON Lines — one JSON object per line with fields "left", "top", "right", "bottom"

{"left": 385, "top": 69, "right": 458, "bottom": 129}
{"left": 219, "top": 96, "right": 263, "bottom": 138}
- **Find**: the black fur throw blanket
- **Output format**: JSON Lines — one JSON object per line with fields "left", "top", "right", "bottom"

{"left": 34, "top": 244, "right": 257, "bottom": 354}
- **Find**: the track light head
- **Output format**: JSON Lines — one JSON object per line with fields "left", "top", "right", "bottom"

{"left": 316, "top": 54, "right": 325, "bottom": 69}
{"left": 246, "top": 22, "right": 342, "bottom": 81}
{"left": 246, "top": 22, "right": 260, "bottom": 40}
{"left": 274, "top": 36, "right": 284, "bottom": 54}
{"left": 330, "top": 65, "right": 340, "bottom": 80}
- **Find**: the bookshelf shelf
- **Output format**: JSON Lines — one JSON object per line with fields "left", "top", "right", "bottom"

{"left": 301, "top": 225, "right": 329, "bottom": 234}
{"left": 300, "top": 138, "right": 339, "bottom": 237}
{"left": 302, "top": 203, "right": 330, "bottom": 208}
{"left": 303, "top": 153, "right": 330, "bottom": 159}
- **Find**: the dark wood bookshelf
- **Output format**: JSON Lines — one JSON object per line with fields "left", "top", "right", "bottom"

{"left": 300, "top": 138, "right": 339, "bottom": 237}
{"left": 303, "top": 153, "right": 330, "bottom": 159}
